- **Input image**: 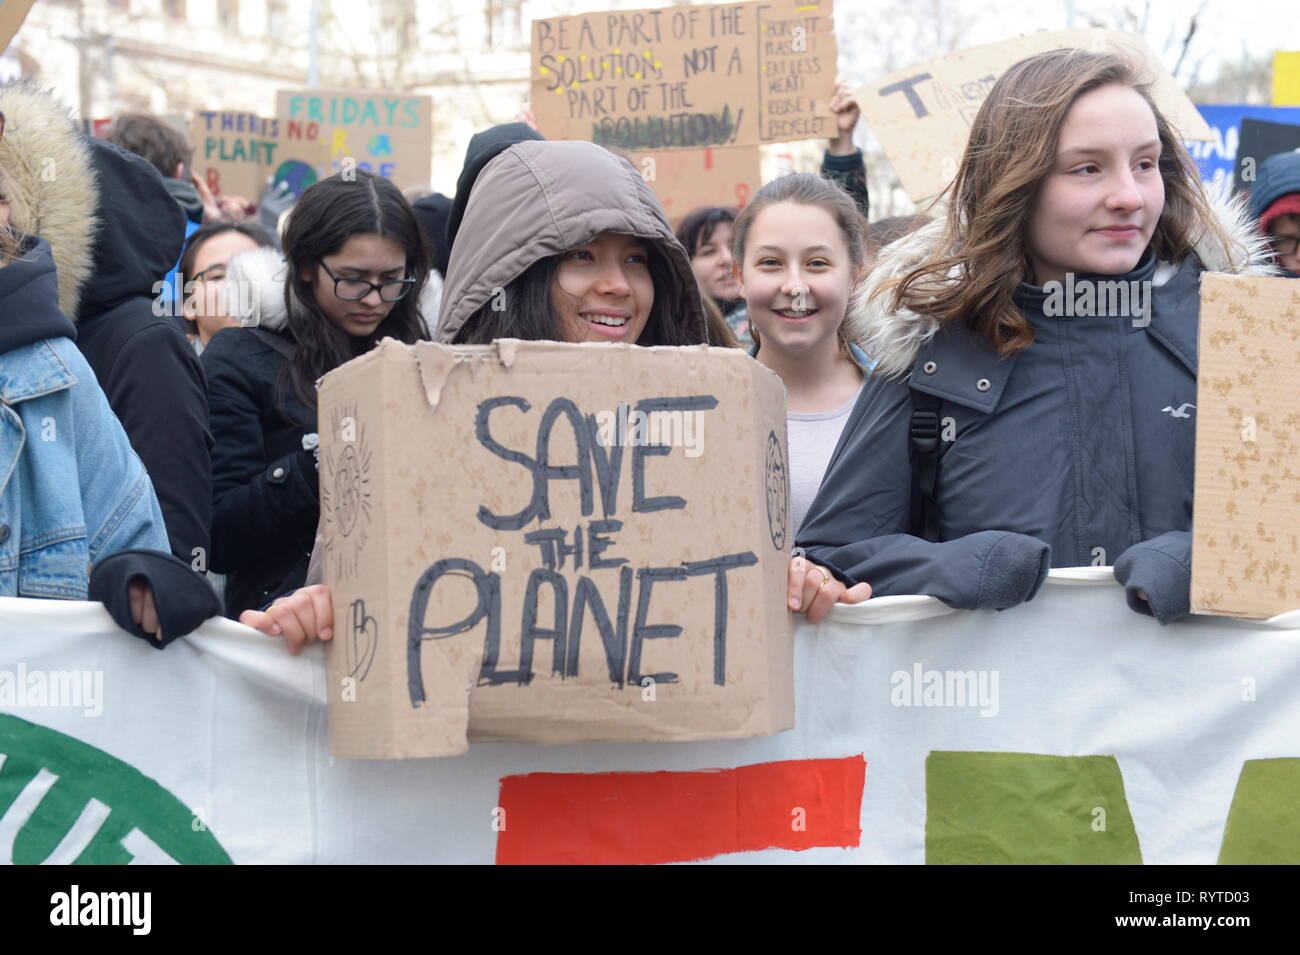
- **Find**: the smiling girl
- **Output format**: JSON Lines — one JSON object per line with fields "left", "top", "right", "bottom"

{"left": 239, "top": 140, "right": 712, "bottom": 650}
{"left": 789, "top": 49, "right": 1273, "bottom": 625}
{"left": 203, "top": 170, "right": 430, "bottom": 618}
{"left": 732, "top": 174, "right": 874, "bottom": 542}
{"left": 439, "top": 139, "right": 707, "bottom": 346}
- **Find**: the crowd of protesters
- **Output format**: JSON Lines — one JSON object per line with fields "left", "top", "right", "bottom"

{"left": 2, "top": 46, "right": 1298, "bottom": 652}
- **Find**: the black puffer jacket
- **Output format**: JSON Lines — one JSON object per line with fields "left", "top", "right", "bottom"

{"left": 200, "top": 248, "right": 318, "bottom": 617}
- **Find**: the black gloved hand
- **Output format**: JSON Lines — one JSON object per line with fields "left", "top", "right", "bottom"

{"left": 89, "top": 550, "right": 222, "bottom": 649}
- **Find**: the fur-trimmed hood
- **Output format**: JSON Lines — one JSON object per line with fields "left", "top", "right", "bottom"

{"left": 0, "top": 81, "right": 186, "bottom": 323}
{"left": 0, "top": 82, "right": 96, "bottom": 319}
{"left": 848, "top": 194, "right": 1277, "bottom": 380}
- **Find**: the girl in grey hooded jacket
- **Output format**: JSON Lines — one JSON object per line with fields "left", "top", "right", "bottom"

{"left": 241, "top": 139, "right": 715, "bottom": 650}
{"left": 792, "top": 49, "right": 1275, "bottom": 625}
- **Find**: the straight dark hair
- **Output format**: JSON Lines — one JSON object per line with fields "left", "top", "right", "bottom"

{"left": 281, "top": 170, "right": 430, "bottom": 409}
{"left": 452, "top": 240, "right": 704, "bottom": 346}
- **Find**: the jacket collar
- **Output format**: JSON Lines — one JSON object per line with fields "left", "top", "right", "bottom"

{"left": 908, "top": 252, "right": 1208, "bottom": 412}
{"left": 0, "top": 339, "right": 78, "bottom": 404}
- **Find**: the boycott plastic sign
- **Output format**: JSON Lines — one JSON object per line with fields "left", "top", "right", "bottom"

{"left": 531, "top": 0, "right": 837, "bottom": 151}
{"left": 273, "top": 89, "right": 433, "bottom": 193}
{"left": 316, "top": 340, "right": 793, "bottom": 758}
{"left": 859, "top": 28, "right": 1213, "bottom": 203}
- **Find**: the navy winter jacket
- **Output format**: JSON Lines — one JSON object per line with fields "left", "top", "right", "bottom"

{"left": 797, "top": 199, "right": 1274, "bottom": 623}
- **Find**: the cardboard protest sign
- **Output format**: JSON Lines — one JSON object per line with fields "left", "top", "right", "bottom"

{"left": 531, "top": 0, "right": 837, "bottom": 150}
{"left": 0, "top": 0, "right": 34, "bottom": 53}
{"left": 859, "top": 29, "right": 1214, "bottom": 203}
{"left": 190, "top": 111, "right": 279, "bottom": 200}
{"left": 631, "top": 145, "right": 762, "bottom": 221}
{"left": 274, "top": 90, "right": 433, "bottom": 193}
{"left": 317, "top": 340, "right": 794, "bottom": 758}
{"left": 1236, "top": 118, "right": 1300, "bottom": 192}
{"left": 1192, "top": 274, "right": 1300, "bottom": 619}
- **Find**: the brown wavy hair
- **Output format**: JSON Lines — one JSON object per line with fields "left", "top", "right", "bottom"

{"left": 877, "top": 48, "right": 1233, "bottom": 357}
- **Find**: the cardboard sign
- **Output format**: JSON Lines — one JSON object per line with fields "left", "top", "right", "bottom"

{"left": 274, "top": 90, "right": 433, "bottom": 193}
{"left": 859, "top": 29, "right": 1214, "bottom": 203}
{"left": 1192, "top": 274, "right": 1300, "bottom": 619}
{"left": 1236, "top": 118, "right": 1300, "bottom": 192}
{"left": 0, "top": 0, "right": 34, "bottom": 53}
{"left": 317, "top": 340, "right": 793, "bottom": 758}
{"left": 630, "top": 145, "right": 762, "bottom": 221}
{"left": 190, "top": 111, "right": 280, "bottom": 200}
{"left": 531, "top": 0, "right": 837, "bottom": 150}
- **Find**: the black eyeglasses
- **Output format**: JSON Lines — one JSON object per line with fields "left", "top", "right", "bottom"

{"left": 319, "top": 259, "right": 416, "bottom": 302}
{"left": 1269, "top": 235, "right": 1299, "bottom": 259}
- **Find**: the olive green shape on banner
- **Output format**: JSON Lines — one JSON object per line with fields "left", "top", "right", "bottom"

{"left": 0, "top": 714, "right": 231, "bottom": 864}
{"left": 1218, "top": 758, "right": 1300, "bottom": 864}
{"left": 926, "top": 751, "right": 1143, "bottom": 864}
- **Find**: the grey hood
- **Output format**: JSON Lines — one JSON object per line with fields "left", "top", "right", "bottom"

{"left": 436, "top": 139, "right": 705, "bottom": 344}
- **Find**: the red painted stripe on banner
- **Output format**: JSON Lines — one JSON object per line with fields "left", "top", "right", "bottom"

{"left": 495, "top": 755, "right": 865, "bottom": 865}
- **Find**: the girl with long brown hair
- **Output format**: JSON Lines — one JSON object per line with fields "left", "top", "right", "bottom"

{"left": 790, "top": 48, "right": 1273, "bottom": 625}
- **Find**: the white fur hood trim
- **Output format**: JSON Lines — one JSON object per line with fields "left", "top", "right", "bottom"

{"left": 225, "top": 246, "right": 294, "bottom": 331}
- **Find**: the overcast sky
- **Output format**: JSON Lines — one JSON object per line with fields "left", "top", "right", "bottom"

{"left": 934, "top": 0, "right": 1293, "bottom": 82}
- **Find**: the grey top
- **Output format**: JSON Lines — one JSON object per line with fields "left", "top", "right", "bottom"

{"left": 788, "top": 383, "right": 863, "bottom": 538}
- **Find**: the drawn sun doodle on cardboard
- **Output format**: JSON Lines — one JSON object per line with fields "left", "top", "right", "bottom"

{"left": 765, "top": 431, "right": 788, "bottom": 551}
{"left": 320, "top": 401, "right": 372, "bottom": 582}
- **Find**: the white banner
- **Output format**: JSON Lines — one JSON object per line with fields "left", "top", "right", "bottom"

{"left": 3, "top": 571, "right": 1298, "bottom": 864}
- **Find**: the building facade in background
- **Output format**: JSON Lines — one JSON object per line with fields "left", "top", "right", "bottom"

{"left": 7, "top": 0, "right": 550, "bottom": 194}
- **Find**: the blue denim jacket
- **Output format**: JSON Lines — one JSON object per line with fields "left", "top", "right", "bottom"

{"left": 0, "top": 337, "right": 168, "bottom": 598}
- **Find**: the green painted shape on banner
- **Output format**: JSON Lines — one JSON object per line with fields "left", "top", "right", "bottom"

{"left": 926, "top": 751, "right": 1142, "bottom": 864}
{"left": 0, "top": 714, "right": 231, "bottom": 865}
{"left": 1218, "top": 758, "right": 1300, "bottom": 864}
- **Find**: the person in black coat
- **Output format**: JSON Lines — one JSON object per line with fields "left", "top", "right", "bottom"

{"left": 202, "top": 170, "right": 431, "bottom": 618}
{"left": 0, "top": 81, "right": 213, "bottom": 573}
{"left": 75, "top": 140, "right": 215, "bottom": 569}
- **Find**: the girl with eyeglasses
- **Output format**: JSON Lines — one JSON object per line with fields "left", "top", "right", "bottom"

{"left": 178, "top": 222, "right": 276, "bottom": 353}
{"left": 202, "top": 169, "right": 431, "bottom": 618}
